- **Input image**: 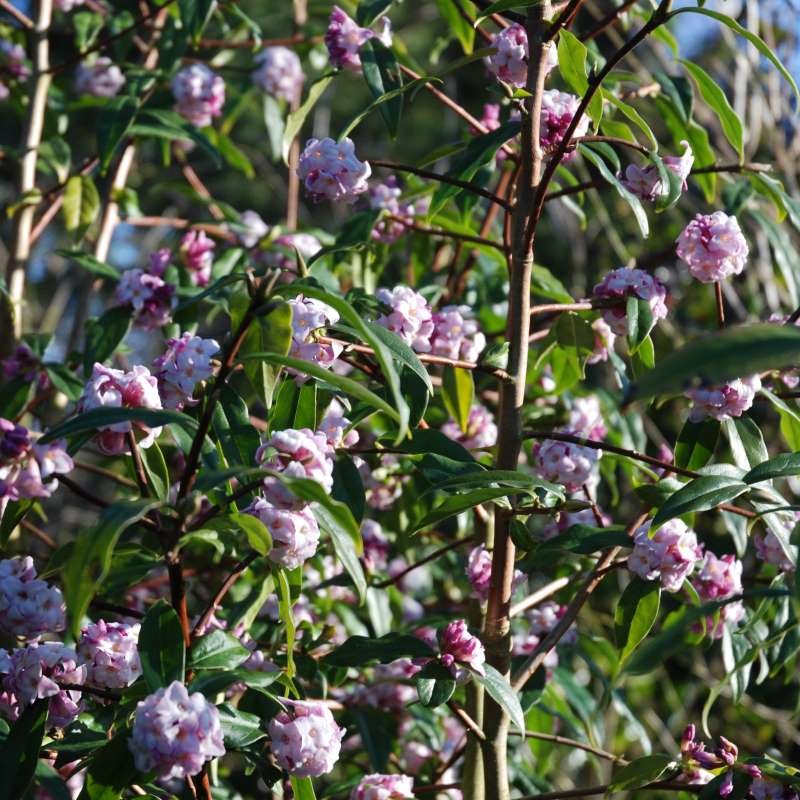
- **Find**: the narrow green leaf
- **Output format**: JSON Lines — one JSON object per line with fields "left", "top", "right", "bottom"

{"left": 674, "top": 418, "right": 720, "bottom": 471}
{"left": 323, "top": 633, "right": 435, "bottom": 667}
{"left": 435, "top": 0, "right": 474, "bottom": 53}
{"left": 442, "top": 366, "right": 474, "bottom": 433}
{"left": 410, "top": 487, "right": 517, "bottom": 534}
{"left": 55, "top": 250, "right": 120, "bottom": 279}
{"left": 609, "top": 754, "right": 675, "bottom": 792}
{"left": 282, "top": 75, "right": 334, "bottom": 164}
{"left": 218, "top": 703, "right": 266, "bottom": 749}
{"left": 473, "top": 664, "right": 526, "bottom": 734}
{"left": 614, "top": 578, "right": 661, "bottom": 664}
{"left": 63, "top": 175, "right": 99, "bottom": 236}
{"left": 82, "top": 305, "right": 131, "bottom": 374}
{"left": 361, "top": 39, "right": 403, "bottom": 137}
{"left": 744, "top": 453, "right": 800, "bottom": 485}
{"left": 651, "top": 475, "right": 748, "bottom": 528}
{"left": 96, "top": 96, "right": 138, "bottom": 170}
{"left": 0, "top": 699, "right": 49, "bottom": 800}
{"left": 723, "top": 416, "right": 768, "bottom": 471}
{"left": 139, "top": 600, "right": 186, "bottom": 690}
{"left": 189, "top": 630, "right": 251, "bottom": 670}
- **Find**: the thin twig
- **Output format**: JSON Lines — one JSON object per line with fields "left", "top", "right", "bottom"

{"left": 510, "top": 730, "right": 627, "bottom": 763}
{"left": 126, "top": 432, "right": 151, "bottom": 498}
{"left": 0, "top": 0, "right": 33, "bottom": 28}
{"left": 510, "top": 576, "right": 571, "bottom": 618}
{"left": 90, "top": 599, "right": 145, "bottom": 620}
{"left": 390, "top": 216, "right": 507, "bottom": 251}
{"left": 74, "top": 459, "right": 138, "bottom": 488}
{"left": 447, "top": 701, "right": 487, "bottom": 741}
{"left": 21, "top": 519, "right": 56, "bottom": 549}
{"left": 580, "top": 0, "right": 637, "bottom": 41}
{"left": 715, "top": 282, "right": 726, "bottom": 328}
{"left": 57, "top": 682, "right": 120, "bottom": 701}
{"left": 372, "top": 536, "right": 475, "bottom": 588}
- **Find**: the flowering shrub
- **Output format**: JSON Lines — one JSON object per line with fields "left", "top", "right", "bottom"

{"left": 1, "top": 2, "right": 800, "bottom": 800}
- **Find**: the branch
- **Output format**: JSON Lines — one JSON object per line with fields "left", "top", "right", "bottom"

{"left": 509, "top": 576, "right": 571, "bottom": 618}
{"left": 90, "top": 599, "right": 145, "bottom": 620}
{"left": 372, "top": 536, "right": 475, "bottom": 588}
{"left": 447, "top": 701, "right": 487, "bottom": 742}
{"left": 517, "top": 781, "right": 705, "bottom": 800}
{"left": 545, "top": 0, "right": 587, "bottom": 40}
{"left": 73, "top": 459, "right": 137, "bottom": 489}
{"left": 0, "top": 0, "right": 33, "bottom": 29}
{"left": 126, "top": 432, "right": 151, "bottom": 498}
{"left": 579, "top": 0, "right": 638, "bottom": 41}
{"left": 510, "top": 730, "right": 627, "bottom": 763}
{"left": 57, "top": 682, "right": 120, "bottom": 701}
{"left": 123, "top": 216, "right": 235, "bottom": 241}
{"left": 389, "top": 216, "right": 507, "bottom": 252}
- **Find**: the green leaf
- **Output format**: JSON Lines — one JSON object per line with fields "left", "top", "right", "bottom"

{"left": 139, "top": 600, "right": 186, "bottom": 690}
{"left": 603, "top": 91, "right": 658, "bottom": 150}
{"left": 275, "top": 567, "right": 297, "bottom": 678}
{"left": 44, "top": 362, "right": 85, "bottom": 401}
{"left": 680, "top": 59, "right": 743, "bottom": 160}
{"left": 178, "top": 0, "right": 215, "bottom": 43}
{"left": 282, "top": 74, "right": 334, "bottom": 164}
{"left": 723, "top": 416, "right": 768, "bottom": 471}
{"left": 0, "top": 699, "right": 49, "bottom": 800}
{"left": 473, "top": 663, "right": 526, "bottom": 735}
{"left": 743, "top": 453, "right": 800, "bottom": 485}
{"left": 79, "top": 733, "right": 138, "bottom": 800}
{"left": 131, "top": 109, "right": 221, "bottom": 166}
{"left": 96, "top": 96, "right": 138, "bottom": 171}
{"left": 674, "top": 418, "right": 720, "bottom": 471}
{"left": 410, "top": 487, "right": 519, "bottom": 534}
{"left": 83, "top": 305, "right": 131, "bottom": 374}
{"left": 537, "top": 524, "right": 630, "bottom": 555}
{"left": 442, "top": 366, "right": 474, "bottom": 433}
{"left": 361, "top": 39, "right": 403, "bottom": 137}
{"left": 189, "top": 630, "right": 252, "bottom": 670}
{"left": 614, "top": 577, "right": 661, "bottom": 664}
{"left": 435, "top": 0, "right": 474, "bottom": 53}
{"left": 579, "top": 144, "right": 649, "bottom": 237}
{"left": 608, "top": 754, "right": 675, "bottom": 792}
{"left": 139, "top": 441, "right": 170, "bottom": 500}
{"left": 323, "top": 633, "right": 436, "bottom": 667}
{"left": 188, "top": 668, "right": 279, "bottom": 697}
{"left": 533, "top": 265, "right": 573, "bottom": 303}
{"left": 290, "top": 776, "right": 317, "bottom": 800}
{"left": 626, "top": 324, "right": 800, "bottom": 403}
{"left": 415, "top": 661, "right": 457, "bottom": 707}
{"left": 385, "top": 428, "right": 477, "bottom": 462}
{"left": 474, "top": 0, "right": 541, "bottom": 24}
{"left": 40, "top": 406, "right": 198, "bottom": 444}
{"left": 668, "top": 7, "right": 800, "bottom": 102}
{"left": 63, "top": 498, "right": 160, "bottom": 637}
{"left": 217, "top": 703, "right": 266, "bottom": 749}
{"left": 654, "top": 72, "right": 693, "bottom": 124}
{"left": 55, "top": 250, "right": 120, "bottom": 279}
{"left": 230, "top": 512, "right": 272, "bottom": 556}
{"left": 262, "top": 94, "right": 285, "bottom": 162}
{"left": 357, "top": 0, "right": 393, "bottom": 25}
{"left": 63, "top": 175, "right": 100, "bottom": 236}
{"left": 366, "top": 320, "right": 433, "bottom": 394}
{"left": 651, "top": 475, "right": 748, "bottom": 528}
{"left": 626, "top": 295, "right": 656, "bottom": 354}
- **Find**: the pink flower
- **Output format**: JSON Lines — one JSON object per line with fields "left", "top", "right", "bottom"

{"left": 676, "top": 211, "right": 749, "bottom": 283}
{"left": 754, "top": 529, "right": 796, "bottom": 572}
{"left": 402, "top": 741, "right": 433, "bottom": 775}
{"left": 587, "top": 318, "right": 616, "bottom": 364}
{"left": 622, "top": 141, "right": 694, "bottom": 201}
{"left": 268, "top": 699, "right": 345, "bottom": 777}
{"left": 568, "top": 395, "right": 606, "bottom": 440}
{"left": 430, "top": 305, "right": 486, "bottom": 362}
{"left": 235, "top": 210, "right": 269, "bottom": 248}
{"left": 442, "top": 404, "right": 498, "bottom": 450}
{"left": 534, "top": 433, "right": 599, "bottom": 491}
{"left": 694, "top": 552, "right": 745, "bottom": 639}
{"left": 297, "top": 137, "right": 372, "bottom": 203}
{"left": 0, "top": 39, "right": 30, "bottom": 80}
{"left": 318, "top": 402, "right": 360, "bottom": 449}
{"left": 256, "top": 428, "right": 334, "bottom": 509}
{"left": 2, "top": 343, "right": 47, "bottom": 386}
{"left": 687, "top": 375, "right": 761, "bottom": 422}
{"left": 287, "top": 295, "right": 342, "bottom": 379}
{"left": 179, "top": 230, "right": 215, "bottom": 287}
{"left": 2, "top": 642, "right": 86, "bottom": 727}
{"left": 351, "top": 773, "right": 414, "bottom": 800}
{"left": 78, "top": 364, "right": 163, "bottom": 455}
{"left": 0, "top": 556, "right": 66, "bottom": 640}
{"left": 440, "top": 619, "right": 485, "bottom": 678}
{"left": 528, "top": 600, "right": 576, "bottom": 645}
{"left": 116, "top": 253, "right": 176, "bottom": 330}
{"left": 368, "top": 176, "right": 418, "bottom": 243}
{"left": 252, "top": 46, "right": 304, "bottom": 104}
{"left": 592, "top": 267, "right": 668, "bottom": 337}
{"left": 171, "top": 64, "right": 225, "bottom": 127}
{"left": 375, "top": 285, "right": 435, "bottom": 352}
{"left": 54, "top": 0, "right": 85, "bottom": 10}
{"left": 540, "top": 89, "right": 589, "bottom": 158}
{"left": 511, "top": 632, "right": 559, "bottom": 669}
{"left": 153, "top": 333, "right": 219, "bottom": 409}
{"left": 247, "top": 499, "right": 320, "bottom": 569}
{"left": 628, "top": 519, "right": 702, "bottom": 592}
{"left": 130, "top": 681, "right": 225, "bottom": 780}
{"left": 485, "top": 24, "right": 557, "bottom": 88}
{"left": 361, "top": 519, "right": 390, "bottom": 571}
{"left": 261, "top": 232, "right": 322, "bottom": 275}
{"left": 77, "top": 620, "right": 141, "bottom": 689}
{"left": 74, "top": 57, "right": 125, "bottom": 97}
{"left": 325, "top": 6, "right": 391, "bottom": 71}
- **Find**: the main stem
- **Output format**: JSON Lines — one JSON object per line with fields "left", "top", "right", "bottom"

{"left": 8, "top": 0, "right": 52, "bottom": 338}
{"left": 481, "top": 5, "right": 552, "bottom": 798}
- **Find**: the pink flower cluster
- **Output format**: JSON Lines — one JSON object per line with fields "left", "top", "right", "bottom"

{"left": 442, "top": 404, "right": 498, "bottom": 450}
{"left": 628, "top": 519, "right": 702, "bottom": 592}
{"left": 325, "top": 6, "right": 391, "bottom": 71}
{"left": 179, "top": 230, "right": 216, "bottom": 287}
{"left": 361, "top": 519, "right": 390, "bottom": 571}
{"left": 676, "top": 211, "right": 749, "bottom": 283}
{"left": 252, "top": 46, "right": 304, "bottom": 104}
{"left": 754, "top": 528, "right": 796, "bottom": 573}
{"left": 679, "top": 725, "right": 755, "bottom": 797}
{"left": 485, "top": 24, "right": 558, "bottom": 88}
{"left": 256, "top": 427, "right": 335, "bottom": 509}
{"left": 74, "top": 57, "right": 125, "bottom": 97}
{"left": 247, "top": 499, "right": 320, "bottom": 569}
{"left": 0, "top": 39, "right": 30, "bottom": 99}
{"left": 116, "top": 248, "right": 176, "bottom": 330}
{"left": 430, "top": 305, "right": 486, "bottom": 362}
{"left": 528, "top": 600, "right": 576, "bottom": 645}
{"left": 171, "top": 64, "right": 225, "bottom": 127}
{"left": 534, "top": 434, "right": 599, "bottom": 491}
{"left": 297, "top": 137, "right": 372, "bottom": 203}
{"left": 465, "top": 545, "right": 523, "bottom": 603}
{"left": 440, "top": 619, "right": 485, "bottom": 679}
{"left": 318, "top": 402, "right": 360, "bottom": 449}
{"left": 55, "top": 0, "right": 85, "bottom": 10}
{"left": 351, "top": 660, "right": 417, "bottom": 712}
{"left": 592, "top": 267, "right": 668, "bottom": 337}
{"left": 695, "top": 552, "right": 745, "bottom": 639}
{"left": 288, "top": 294, "right": 342, "bottom": 377}
{"left": 540, "top": 89, "right": 589, "bottom": 158}
{"left": 622, "top": 141, "right": 694, "bottom": 201}
{"left": 375, "top": 285, "right": 435, "bottom": 351}
{"left": 0, "top": 420, "right": 73, "bottom": 509}
{"left": 77, "top": 620, "right": 141, "bottom": 690}
{"left": 235, "top": 210, "right": 269, "bottom": 248}
{"left": 78, "top": 363, "right": 163, "bottom": 455}
{"left": 541, "top": 507, "right": 600, "bottom": 540}
{"left": 153, "top": 333, "right": 219, "bottom": 410}
{"left": 359, "top": 454, "right": 406, "bottom": 510}
{"left": 1, "top": 642, "right": 86, "bottom": 727}
{"left": 687, "top": 375, "right": 761, "bottom": 422}
{"left": 129, "top": 681, "right": 225, "bottom": 780}
{"left": 2, "top": 343, "right": 48, "bottom": 387}
{"left": 0, "top": 556, "right": 66, "bottom": 640}
{"left": 268, "top": 699, "right": 345, "bottom": 777}
{"left": 351, "top": 773, "right": 414, "bottom": 800}
{"left": 368, "top": 176, "right": 422, "bottom": 243}
{"left": 568, "top": 395, "right": 606, "bottom": 440}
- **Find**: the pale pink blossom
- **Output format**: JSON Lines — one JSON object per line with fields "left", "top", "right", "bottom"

{"left": 235, "top": 210, "right": 269, "bottom": 248}
{"left": 485, "top": 24, "right": 557, "bottom": 88}
{"left": 0, "top": 39, "right": 30, "bottom": 80}
{"left": 268, "top": 699, "right": 345, "bottom": 777}
{"left": 77, "top": 620, "right": 141, "bottom": 690}
{"left": 368, "top": 176, "right": 417, "bottom": 243}
{"left": 262, "top": 232, "right": 322, "bottom": 275}
{"left": 361, "top": 519, "right": 390, "bottom": 571}
{"left": 442, "top": 404, "right": 498, "bottom": 450}
{"left": 541, "top": 507, "right": 601, "bottom": 540}
{"left": 622, "top": 141, "right": 694, "bottom": 200}
{"left": 179, "top": 229, "right": 215, "bottom": 287}
{"left": 466, "top": 545, "right": 523, "bottom": 602}
{"left": 172, "top": 64, "right": 225, "bottom": 127}
{"left": 754, "top": 529, "right": 796, "bottom": 572}
{"left": 568, "top": 395, "right": 606, "bottom": 440}
{"left": 74, "top": 57, "right": 125, "bottom": 97}
{"left": 0, "top": 556, "right": 66, "bottom": 640}
{"left": 528, "top": 600, "right": 577, "bottom": 645}
{"left": 687, "top": 375, "right": 761, "bottom": 422}
{"left": 288, "top": 295, "right": 342, "bottom": 379}
{"left": 153, "top": 333, "right": 219, "bottom": 409}
{"left": 252, "top": 46, "right": 304, "bottom": 104}
{"left": 430, "top": 305, "right": 486, "bottom": 362}
{"left": 116, "top": 252, "right": 176, "bottom": 330}
{"left": 592, "top": 267, "right": 668, "bottom": 337}
{"left": 247, "top": 499, "right": 320, "bottom": 569}
{"left": 587, "top": 318, "right": 616, "bottom": 364}
{"left": 297, "top": 137, "right": 371, "bottom": 203}
{"left": 325, "top": 5, "right": 391, "bottom": 71}
{"left": 676, "top": 211, "right": 749, "bottom": 283}
{"left": 440, "top": 619, "right": 485, "bottom": 678}
{"left": 375, "top": 285, "right": 435, "bottom": 352}
{"left": 694, "top": 552, "right": 745, "bottom": 639}
{"left": 351, "top": 773, "right": 414, "bottom": 800}
{"left": 318, "top": 402, "right": 360, "bottom": 449}
{"left": 628, "top": 519, "right": 702, "bottom": 592}
{"left": 534, "top": 433, "right": 599, "bottom": 491}
{"left": 540, "top": 89, "right": 589, "bottom": 158}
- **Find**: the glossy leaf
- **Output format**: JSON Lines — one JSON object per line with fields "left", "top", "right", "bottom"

{"left": 609, "top": 754, "right": 675, "bottom": 792}
{"left": 218, "top": 703, "right": 266, "bottom": 749}
{"left": 0, "top": 699, "right": 49, "bottom": 800}
{"left": 189, "top": 629, "right": 252, "bottom": 670}
{"left": 614, "top": 578, "right": 661, "bottom": 664}
{"left": 441, "top": 366, "right": 474, "bottom": 433}
{"left": 724, "top": 416, "right": 768, "bottom": 471}
{"left": 282, "top": 75, "right": 334, "bottom": 164}
{"left": 324, "top": 633, "right": 436, "bottom": 667}
{"left": 82, "top": 306, "right": 131, "bottom": 374}
{"left": 416, "top": 661, "right": 457, "bottom": 707}
{"left": 410, "top": 487, "right": 518, "bottom": 534}
{"left": 361, "top": 39, "right": 403, "bottom": 137}
{"left": 139, "top": 600, "right": 186, "bottom": 690}
{"left": 651, "top": 475, "right": 748, "bottom": 528}
{"left": 674, "top": 418, "right": 720, "bottom": 471}
{"left": 744, "top": 453, "right": 800, "bottom": 485}
{"left": 473, "top": 664, "right": 526, "bottom": 734}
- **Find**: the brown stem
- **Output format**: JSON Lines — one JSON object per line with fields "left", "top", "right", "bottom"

{"left": 390, "top": 216, "right": 506, "bottom": 252}
{"left": 715, "top": 282, "right": 726, "bottom": 328}
{"left": 580, "top": 0, "right": 638, "bottom": 41}
{"left": 509, "top": 576, "right": 571, "bottom": 618}
{"left": 530, "top": 301, "right": 595, "bottom": 316}
{"left": 448, "top": 701, "right": 487, "bottom": 742}
{"left": 90, "top": 599, "right": 145, "bottom": 619}
{"left": 74, "top": 459, "right": 137, "bottom": 488}
{"left": 372, "top": 536, "right": 475, "bottom": 588}
{"left": 123, "top": 216, "right": 235, "bottom": 241}
{"left": 167, "top": 553, "right": 191, "bottom": 647}
{"left": 126, "top": 432, "right": 151, "bottom": 497}
{"left": 0, "top": 0, "right": 33, "bottom": 28}
{"left": 545, "top": 0, "right": 587, "bottom": 39}
{"left": 21, "top": 519, "right": 56, "bottom": 549}
{"left": 510, "top": 730, "right": 627, "bottom": 763}
{"left": 56, "top": 474, "right": 109, "bottom": 509}
{"left": 57, "top": 682, "right": 120, "bottom": 701}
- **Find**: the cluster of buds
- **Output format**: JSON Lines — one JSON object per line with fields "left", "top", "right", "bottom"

{"left": 485, "top": 24, "right": 558, "bottom": 88}
{"left": 622, "top": 141, "right": 694, "bottom": 201}
{"left": 318, "top": 402, "right": 360, "bottom": 449}
{"left": 288, "top": 294, "right": 342, "bottom": 377}
{"left": 251, "top": 46, "right": 304, "bottom": 104}
{"left": 540, "top": 90, "right": 589, "bottom": 158}
{"left": 367, "top": 176, "right": 422, "bottom": 244}
{"left": 628, "top": 519, "right": 703, "bottom": 592}
{"left": 465, "top": 545, "right": 524, "bottom": 603}
{"left": 0, "top": 556, "right": 66, "bottom": 640}
{"left": 375, "top": 285, "right": 435, "bottom": 352}
{"left": 568, "top": 395, "right": 606, "bottom": 440}
{"left": 325, "top": 5, "right": 391, "bottom": 72}
{"left": 153, "top": 333, "right": 219, "bottom": 410}
{"left": 430, "top": 305, "right": 487, "bottom": 362}
{"left": 129, "top": 681, "right": 225, "bottom": 780}
{"left": 268, "top": 699, "right": 345, "bottom": 777}
{"left": 592, "top": 267, "right": 669, "bottom": 337}
{"left": 534, "top": 433, "right": 600, "bottom": 491}
{"left": 77, "top": 620, "right": 141, "bottom": 690}
{"left": 587, "top": 318, "right": 616, "bottom": 364}
{"left": 680, "top": 725, "right": 761, "bottom": 797}
{"left": 754, "top": 527, "right": 797, "bottom": 573}
{"left": 116, "top": 248, "right": 176, "bottom": 330}
{"left": 247, "top": 499, "right": 320, "bottom": 570}
{"left": 359, "top": 453, "right": 407, "bottom": 510}
{"left": 350, "top": 774, "right": 415, "bottom": 800}
{"left": 687, "top": 375, "right": 761, "bottom": 422}
{"left": 171, "top": 64, "right": 225, "bottom": 127}
{"left": 74, "top": 57, "right": 125, "bottom": 97}
{"left": 350, "top": 660, "right": 418, "bottom": 712}
{"left": 2, "top": 343, "right": 49, "bottom": 388}
{"left": 695, "top": 552, "right": 746, "bottom": 639}
{"left": 78, "top": 364, "right": 163, "bottom": 455}
{"left": 442, "top": 404, "right": 498, "bottom": 451}
{"left": 439, "top": 619, "right": 486, "bottom": 680}
{"left": 297, "top": 137, "right": 372, "bottom": 203}
{"left": 179, "top": 229, "right": 216, "bottom": 287}
{"left": 677, "top": 211, "right": 749, "bottom": 283}
{"left": 0, "top": 421, "right": 73, "bottom": 512}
